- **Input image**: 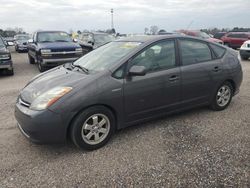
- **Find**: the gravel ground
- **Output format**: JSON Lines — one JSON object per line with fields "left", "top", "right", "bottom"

{"left": 0, "top": 47, "right": 249, "bottom": 188}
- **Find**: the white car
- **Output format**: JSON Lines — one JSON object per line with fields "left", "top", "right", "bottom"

{"left": 240, "top": 40, "right": 250, "bottom": 60}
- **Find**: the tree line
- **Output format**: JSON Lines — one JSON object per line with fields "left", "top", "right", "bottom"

{"left": 0, "top": 27, "right": 27, "bottom": 37}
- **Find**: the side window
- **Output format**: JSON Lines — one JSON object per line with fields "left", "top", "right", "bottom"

{"left": 210, "top": 44, "right": 226, "bottom": 58}
{"left": 130, "top": 40, "right": 176, "bottom": 72}
{"left": 113, "top": 65, "right": 125, "bottom": 79}
{"left": 179, "top": 39, "right": 212, "bottom": 65}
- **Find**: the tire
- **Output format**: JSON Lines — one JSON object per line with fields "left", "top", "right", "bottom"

{"left": 6, "top": 69, "right": 14, "bottom": 76}
{"left": 70, "top": 106, "right": 116, "bottom": 150}
{"left": 38, "top": 61, "right": 46, "bottom": 72}
{"left": 210, "top": 81, "right": 233, "bottom": 111}
{"left": 224, "top": 42, "right": 230, "bottom": 47}
{"left": 28, "top": 53, "right": 35, "bottom": 64}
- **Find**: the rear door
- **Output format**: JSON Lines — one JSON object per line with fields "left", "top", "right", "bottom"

{"left": 123, "top": 39, "right": 181, "bottom": 122}
{"left": 178, "top": 38, "right": 224, "bottom": 107}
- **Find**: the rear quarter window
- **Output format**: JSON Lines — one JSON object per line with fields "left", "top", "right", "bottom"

{"left": 210, "top": 44, "right": 226, "bottom": 58}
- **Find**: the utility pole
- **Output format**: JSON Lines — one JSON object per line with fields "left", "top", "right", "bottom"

{"left": 111, "top": 8, "right": 114, "bottom": 29}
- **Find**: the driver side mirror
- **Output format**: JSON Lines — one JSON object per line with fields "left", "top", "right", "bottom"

{"left": 128, "top": 65, "right": 146, "bottom": 76}
{"left": 28, "top": 39, "right": 34, "bottom": 43}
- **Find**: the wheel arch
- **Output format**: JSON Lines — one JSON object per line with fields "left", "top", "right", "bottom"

{"left": 225, "top": 79, "right": 236, "bottom": 94}
{"left": 66, "top": 104, "right": 118, "bottom": 139}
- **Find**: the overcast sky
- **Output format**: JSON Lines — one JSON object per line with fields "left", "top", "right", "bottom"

{"left": 0, "top": 0, "right": 250, "bottom": 34}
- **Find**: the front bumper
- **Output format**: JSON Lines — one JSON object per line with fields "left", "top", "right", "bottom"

{"left": 15, "top": 101, "right": 67, "bottom": 143}
{"left": 18, "top": 45, "right": 28, "bottom": 50}
{"left": 0, "top": 59, "right": 13, "bottom": 70}
{"left": 240, "top": 49, "right": 250, "bottom": 57}
{"left": 41, "top": 57, "right": 80, "bottom": 67}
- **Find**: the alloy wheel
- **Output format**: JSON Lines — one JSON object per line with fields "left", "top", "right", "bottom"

{"left": 216, "top": 85, "right": 231, "bottom": 107}
{"left": 81, "top": 114, "right": 110, "bottom": 145}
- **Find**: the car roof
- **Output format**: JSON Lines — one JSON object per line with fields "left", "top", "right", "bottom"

{"left": 36, "top": 31, "right": 68, "bottom": 34}
{"left": 81, "top": 32, "right": 110, "bottom": 35}
{"left": 228, "top": 32, "right": 250, "bottom": 34}
{"left": 115, "top": 34, "right": 190, "bottom": 43}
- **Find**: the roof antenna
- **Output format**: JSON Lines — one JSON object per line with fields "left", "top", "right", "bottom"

{"left": 186, "top": 20, "right": 194, "bottom": 30}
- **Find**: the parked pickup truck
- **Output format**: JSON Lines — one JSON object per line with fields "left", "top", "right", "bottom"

{"left": 27, "top": 31, "right": 83, "bottom": 72}
{"left": 0, "top": 35, "right": 14, "bottom": 75}
{"left": 78, "top": 32, "right": 115, "bottom": 55}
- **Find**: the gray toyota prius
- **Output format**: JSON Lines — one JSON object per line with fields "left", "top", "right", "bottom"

{"left": 15, "top": 35, "right": 243, "bottom": 150}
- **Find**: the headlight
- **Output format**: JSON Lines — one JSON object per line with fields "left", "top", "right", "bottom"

{"left": 75, "top": 48, "right": 82, "bottom": 52}
{"left": 41, "top": 49, "right": 51, "bottom": 54}
{"left": 0, "top": 54, "right": 10, "bottom": 60}
{"left": 30, "top": 87, "right": 72, "bottom": 111}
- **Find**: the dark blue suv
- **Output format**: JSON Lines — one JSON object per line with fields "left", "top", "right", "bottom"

{"left": 27, "top": 31, "right": 83, "bottom": 72}
{"left": 0, "top": 36, "right": 13, "bottom": 75}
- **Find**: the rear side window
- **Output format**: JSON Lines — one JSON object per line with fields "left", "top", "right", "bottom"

{"left": 210, "top": 44, "right": 226, "bottom": 58}
{"left": 179, "top": 39, "right": 212, "bottom": 65}
{"left": 227, "top": 34, "right": 247, "bottom": 38}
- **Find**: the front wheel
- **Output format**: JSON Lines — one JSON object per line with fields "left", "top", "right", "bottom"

{"left": 70, "top": 106, "right": 115, "bottom": 150}
{"left": 28, "top": 53, "right": 35, "bottom": 64}
{"left": 210, "top": 82, "right": 233, "bottom": 111}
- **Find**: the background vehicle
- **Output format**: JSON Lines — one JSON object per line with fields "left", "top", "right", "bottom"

{"left": 221, "top": 32, "right": 250, "bottom": 49}
{"left": 240, "top": 40, "right": 250, "bottom": 60}
{"left": 14, "top": 34, "right": 30, "bottom": 52}
{"left": 3, "top": 37, "right": 15, "bottom": 46}
{"left": 15, "top": 35, "right": 242, "bottom": 150}
{"left": 178, "top": 30, "right": 223, "bottom": 44}
{"left": 0, "top": 36, "right": 14, "bottom": 75}
{"left": 27, "top": 31, "right": 83, "bottom": 72}
{"left": 214, "top": 32, "right": 227, "bottom": 39}
{"left": 78, "top": 32, "right": 115, "bottom": 55}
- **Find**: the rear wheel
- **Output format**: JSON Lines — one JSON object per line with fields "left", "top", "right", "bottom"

{"left": 210, "top": 82, "right": 233, "bottom": 111}
{"left": 70, "top": 106, "right": 115, "bottom": 150}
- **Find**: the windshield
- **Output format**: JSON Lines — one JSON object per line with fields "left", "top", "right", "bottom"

{"left": 73, "top": 41, "right": 142, "bottom": 72}
{"left": 37, "top": 32, "right": 72, "bottom": 42}
{"left": 16, "top": 35, "right": 30, "bottom": 40}
{"left": 199, "top": 32, "right": 211, "bottom": 39}
{"left": 94, "top": 34, "right": 115, "bottom": 46}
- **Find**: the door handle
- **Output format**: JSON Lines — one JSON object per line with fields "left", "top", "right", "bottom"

{"left": 213, "top": 66, "right": 221, "bottom": 72}
{"left": 168, "top": 75, "right": 179, "bottom": 82}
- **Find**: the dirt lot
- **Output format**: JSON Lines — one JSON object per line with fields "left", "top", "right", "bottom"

{"left": 0, "top": 47, "right": 249, "bottom": 188}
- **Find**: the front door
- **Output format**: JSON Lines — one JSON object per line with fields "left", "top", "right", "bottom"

{"left": 123, "top": 40, "right": 181, "bottom": 122}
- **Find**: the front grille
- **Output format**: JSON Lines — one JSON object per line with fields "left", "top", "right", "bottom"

{"left": 51, "top": 48, "right": 75, "bottom": 52}
{"left": 51, "top": 53, "right": 78, "bottom": 58}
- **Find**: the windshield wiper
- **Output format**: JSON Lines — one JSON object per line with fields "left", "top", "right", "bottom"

{"left": 71, "top": 63, "right": 89, "bottom": 74}
{"left": 55, "top": 40, "right": 69, "bottom": 42}
{"left": 40, "top": 40, "right": 52, "bottom": 43}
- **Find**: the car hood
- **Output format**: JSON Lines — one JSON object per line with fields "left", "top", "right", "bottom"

{"left": 37, "top": 42, "right": 80, "bottom": 51}
{"left": 20, "top": 66, "right": 96, "bottom": 103}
